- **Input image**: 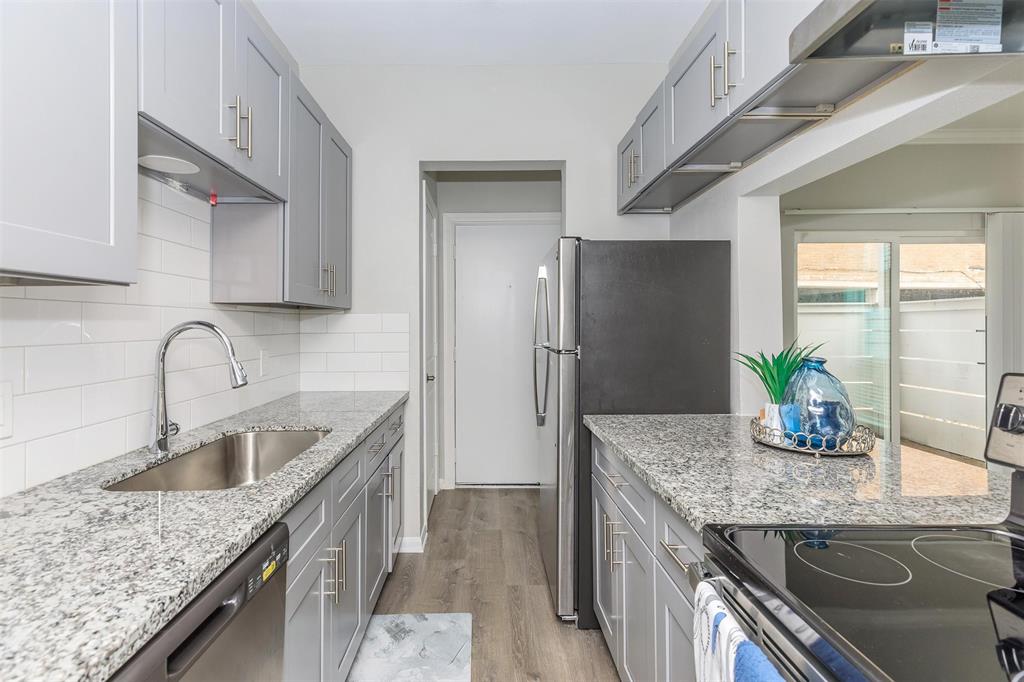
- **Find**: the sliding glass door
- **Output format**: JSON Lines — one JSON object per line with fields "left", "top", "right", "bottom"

{"left": 791, "top": 229, "right": 987, "bottom": 459}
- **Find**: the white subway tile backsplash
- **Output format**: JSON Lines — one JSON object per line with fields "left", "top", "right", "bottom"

{"left": 82, "top": 303, "right": 162, "bottom": 343}
{"left": 326, "top": 313, "right": 382, "bottom": 334}
{"left": 0, "top": 443, "right": 26, "bottom": 496}
{"left": 25, "top": 343, "right": 125, "bottom": 393}
{"left": 0, "top": 298, "right": 81, "bottom": 347}
{"left": 381, "top": 313, "right": 410, "bottom": 333}
{"left": 0, "top": 347, "right": 25, "bottom": 394}
{"left": 354, "top": 333, "right": 408, "bottom": 353}
{"left": 381, "top": 352, "right": 410, "bottom": 372}
{"left": 300, "top": 333, "right": 355, "bottom": 354}
{"left": 25, "top": 419, "right": 126, "bottom": 487}
{"left": 162, "top": 241, "right": 209, "bottom": 279}
{"left": 11, "top": 388, "right": 82, "bottom": 445}
{"left": 83, "top": 376, "right": 154, "bottom": 425}
{"left": 0, "top": 176, "right": 408, "bottom": 497}
{"left": 326, "top": 352, "right": 381, "bottom": 372}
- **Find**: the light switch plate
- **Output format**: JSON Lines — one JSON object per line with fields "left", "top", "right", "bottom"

{"left": 0, "top": 382, "right": 12, "bottom": 439}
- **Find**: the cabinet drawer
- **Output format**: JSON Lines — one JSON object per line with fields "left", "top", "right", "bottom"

{"left": 330, "top": 449, "right": 363, "bottom": 527}
{"left": 366, "top": 408, "right": 404, "bottom": 475}
{"left": 592, "top": 437, "right": 656, "bottom": 552}
{"left": 282, "top": 476, "right": 330, "bottom": 588}
{"left": 654, "top": 497, "right": 704, "bottom": 605}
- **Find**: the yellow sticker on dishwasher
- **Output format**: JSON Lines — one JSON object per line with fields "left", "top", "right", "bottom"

{"left": 262, "top": 560, "right": 277, "bottom": 582}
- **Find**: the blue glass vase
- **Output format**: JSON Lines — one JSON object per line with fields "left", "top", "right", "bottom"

{"left": 782, "top": 357, "right": 855, "bottom": 448}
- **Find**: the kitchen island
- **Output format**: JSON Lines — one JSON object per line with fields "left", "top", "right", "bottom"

{"left": 583, "top": 413, "right": 1012, "bottom": 682}
{"left": 584, "top": 413, "right": 1010, "bottom": 531}
{"left": 0, "top": 391, "right": 407, "bottom": 682}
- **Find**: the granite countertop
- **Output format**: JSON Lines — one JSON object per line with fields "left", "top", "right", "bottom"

{"left": 584, "top": 414, "right": 1012, "bottom": 532}
{"left": 0, "top": 391, "right": 408, "bottom": 682}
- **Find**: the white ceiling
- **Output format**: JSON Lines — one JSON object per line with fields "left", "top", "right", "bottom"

{"left": 253, "top": 0, "right": 711, "bottom": 66}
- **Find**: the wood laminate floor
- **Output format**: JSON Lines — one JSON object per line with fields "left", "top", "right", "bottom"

{"left": 375, "top": 488, "right": 618, "bottom": 682}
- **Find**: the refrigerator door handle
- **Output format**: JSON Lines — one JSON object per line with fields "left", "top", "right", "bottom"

{"left": 533, "top": 273, "right": 552, "bottom": 426}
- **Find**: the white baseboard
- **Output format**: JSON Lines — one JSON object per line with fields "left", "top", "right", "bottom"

{"left": 399, "top": 527, "right": 428, "bottom": 553}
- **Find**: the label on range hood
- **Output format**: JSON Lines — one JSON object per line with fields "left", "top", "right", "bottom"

{"left": 934, "top": 0, "right": 1003, "bottom": 53}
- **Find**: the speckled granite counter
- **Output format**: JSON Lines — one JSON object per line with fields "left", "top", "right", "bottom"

{"left": 0, "top": 391, "right": 408, "bottom": 682}
{"left": 584, "top": 414, "right": 1012, "bottom": 532}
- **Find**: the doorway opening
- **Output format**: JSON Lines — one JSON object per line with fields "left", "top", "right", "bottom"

{"left": 420, "top": 166, "right": 564, "bottom": 516}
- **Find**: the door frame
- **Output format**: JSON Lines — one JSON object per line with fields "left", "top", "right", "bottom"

{"left": 439, "top": 212, "right": 562, "bottom": 488}
{"left": 781, "top": 212, "right": 987, "bottom": 448}
{"left": 420, "top": 179, "right": 441, "bottom": 529}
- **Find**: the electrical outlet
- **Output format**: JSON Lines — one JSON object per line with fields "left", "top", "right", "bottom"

{"left": 259, "top": 350, "right": 268, "bottom": 378}
{"left": 0, "top": 382, "right": 12, "bottom": 439}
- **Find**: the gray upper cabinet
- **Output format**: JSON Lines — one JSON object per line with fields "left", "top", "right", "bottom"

{"left": 138, "top": 0, "right": 237, "bottom": 163}
{"left": 615, "top": 124, "right": 640, "bottom": 211}
{"left": 0, "top": 0, "right": 137, "bottom": 285}
{"left": 636, "top": 84, "right": 666, "bottom": 190}
{"left": 665, "top": 3, "right": 728, "bottom": 163}
{"left": 232, "top": 6, "right": 290, "bottom": 199}
{"left": 321, "top": 126, "right": 353, "bottom": 308}
{"left": 284, "top": 76, "right": 330, "bottom": 306}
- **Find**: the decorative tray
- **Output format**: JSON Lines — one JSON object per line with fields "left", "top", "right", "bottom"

{"left": 749, "top": 418, "right": 875, "bottom": 457}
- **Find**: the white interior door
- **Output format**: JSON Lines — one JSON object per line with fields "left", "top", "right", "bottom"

{"left": 423, "top": 184, "right": 440, "bottom": 515}
{"left": 455, "top": 221, "right": 561, "bottom": 484}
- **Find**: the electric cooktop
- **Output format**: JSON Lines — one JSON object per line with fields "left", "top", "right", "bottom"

{"left": 707, "top": 523, "right": 1024, "bottom": 681}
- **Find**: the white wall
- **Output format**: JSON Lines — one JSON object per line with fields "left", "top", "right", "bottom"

{"left": 299, "top": 63, "right": 670, "bottom": 540}
{"left": 436, "top": 178, "right": 562, "bottom": 214}
{"left": 782, "top": 143, "right": 1024, "bottom": 210}
{"left": 0, "top": 176, "right": 301, "bottom": 495}
{"left": 669, "top": 57, "right": 1024, "bottom": 415}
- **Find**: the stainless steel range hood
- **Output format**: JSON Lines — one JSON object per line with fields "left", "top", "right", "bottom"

{"left": 623, "top": 0, "right": 1024, "bottom": 213}
{"left": 792, "top": 0, "right": 1023, "bottom": 62}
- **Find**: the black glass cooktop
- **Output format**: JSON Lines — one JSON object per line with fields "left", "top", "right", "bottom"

{"left": 720, "top": 526, "right": 1024, "bottom": 681}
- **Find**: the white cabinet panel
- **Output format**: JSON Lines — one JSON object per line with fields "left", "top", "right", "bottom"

{"left": 618, "top": 517, "right": 655, "bottom": 682}
{"left": 655, "top": 564, "right": 697, "bottom": 682}
{"left": 138, "top": 0, "right": 237, "bottom": 161}
{"left": 0, "top": 0, "right": 137, "bottom": 284}
{"left": 284, "top": 538, "right": 331, "bottom": 682}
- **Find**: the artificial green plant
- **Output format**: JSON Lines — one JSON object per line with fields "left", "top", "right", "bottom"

{"left": 734, "top": 340, "right": 822, "bottom": 404}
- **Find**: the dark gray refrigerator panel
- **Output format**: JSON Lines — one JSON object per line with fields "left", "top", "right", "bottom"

{"left": 575, "top": 240, "right": 730, "bottom": 629}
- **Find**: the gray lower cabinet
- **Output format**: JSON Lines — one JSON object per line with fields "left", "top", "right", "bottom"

{"left": 283, "top": 405, "right": 405, "bottom": 681}
{"left": 365, "top": 458, "right": 389, "bottom": 610}
{"left": 284, "top": 537, "right": 332, "bottom": 682}
{"left": 592, "top": 435, "right": 700, "bottom": 682}
{"left": 0, "top": 0, "right": 137, "bottom": 285}
{"left": 330, "top": 491, "right": 365, "bottom": 678}
{"left": 655, "top": 564, "right": 697, "bottom": 682}
{"left": 388, "top": 440, "right": 404, "bottom": 570}
{"left": 138, "top": 0, "right": 237, "bottom": 166}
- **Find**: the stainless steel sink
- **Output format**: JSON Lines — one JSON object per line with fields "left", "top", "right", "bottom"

{"left": 105, "top": 430, "right": 329, "bottom": 492}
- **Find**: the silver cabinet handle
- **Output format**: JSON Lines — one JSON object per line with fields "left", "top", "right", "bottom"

{"left": 330, "top": 264, "right": 337, "bottom": 297}
{"left": 227, "top": 95, "right": 243, "bottom": 149}
{"left": 602, "top": 469, "right": 629, "bottom": 489}
{"left": 369, "top": 438, "right": 386, "bottom": 455}
{"left": 245, "top": 105, "right": 253, "bottom": 159}
{"left": 320, "top": 265, "right": 331, "bottom": 293}
{"left": 602, "top": 513, "right": 610, "bottom": 562}
{"left": 320, "top": 547, "right": 341, "bottom": 604}
{"left": 710, "top": 53, "right": 723, "bottom": 108}
{"left": 723, "top": 41, "right": 737, "bottom": 96}
{"left": 659, "top": 539, "right": 706, "bottom": 590}
{"left": 626, "top": 152, "right": 634, "bottom": 188}
{"left": 610, "top": 530, "right": 627, "bottom": 572}
{"left": 339, "top": 541, "right": 347, "bottom": 592}
{"left": 382, "top": 471, "right": 393, "bottom": 498}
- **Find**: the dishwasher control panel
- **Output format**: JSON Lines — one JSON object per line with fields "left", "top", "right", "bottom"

{"left": 245, "top": 537, "right": 288, "bottom": 600}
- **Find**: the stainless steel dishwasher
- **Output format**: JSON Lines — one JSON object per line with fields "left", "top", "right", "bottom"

{"left": 112, "top": 523, "right": 289, "bottom": 682}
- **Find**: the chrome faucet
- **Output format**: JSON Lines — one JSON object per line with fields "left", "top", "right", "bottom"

{"left": 151, "top": 321, "right": 248, "bottom": 454}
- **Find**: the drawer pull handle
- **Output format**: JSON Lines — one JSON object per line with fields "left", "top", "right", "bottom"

{"left": 602, "top": 470, "right": 629, "bottom": 489}
{"left": 610, "top": 531, "right": 627, "bottom": 572}
{"left": 320, "top": 547, "right": 342, "bottom": 604}
{"left": 602, "top": 513, "right": 610, "bottom": 562}
{"left": 659, "top": 539, "right": 706, "bottom": 589}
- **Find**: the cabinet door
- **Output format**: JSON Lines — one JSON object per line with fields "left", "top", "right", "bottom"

{"left": 364, "top": 459, "right": 389, "bottom": 611}
{"left": 284, "top": 75, "right": 327, "bottom": 306}
{"left": 636, "top": 84, "right": 666, "bottom": 189}
{"left": 321, "top": 123, "right": 352, "bottom": 309}
{"left": 592, "top": 479, "right": 620, "bottom": 666}
{"left": 616, "top": 124, "right": 639, "bottom": 211}
{"left": 330, "top": 491, "right": 364, "bottom": 681}
{"left": 0, "top": 0, "right": 137, "bottom": 285}
{"left": 138, "top": 0, "right": 237, "bottom": 161}
{"left": 665, "top": 3, "right": 728, "bottom": 163}
{"left": 655, "top": 564, "right": 697, "bottom": 682}
{"left": 234, "top": 6, "right": 289, "bottom": 199}
{"left": 388, "top": 443, "right": 403, "bottom": 571}
{"left": 617, "top": 514, "right": 655, "bottom": 682}
{"left": 284, "top": 538, "right": 331, "bottom": 682}
{"left": 724, "top": 0, "right": 820, "bottom": 110}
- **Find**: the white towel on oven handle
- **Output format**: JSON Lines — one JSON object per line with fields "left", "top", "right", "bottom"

{"left": 694, "top": 580, "right": 747, "bottom": 682}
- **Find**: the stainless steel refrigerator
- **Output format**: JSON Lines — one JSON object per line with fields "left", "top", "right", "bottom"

{"left": 533, "top": 238, "right": 731, "bottom": 625}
